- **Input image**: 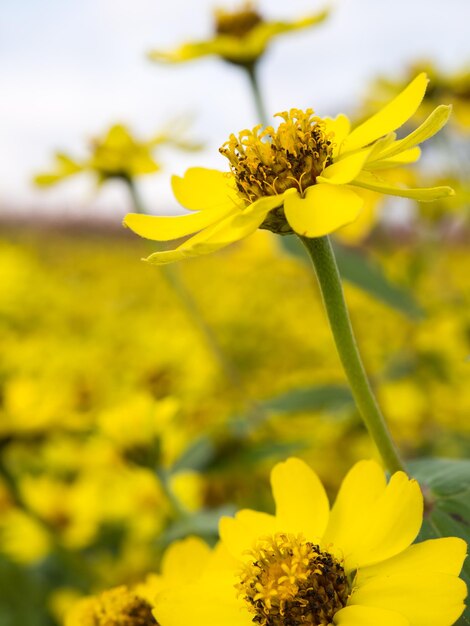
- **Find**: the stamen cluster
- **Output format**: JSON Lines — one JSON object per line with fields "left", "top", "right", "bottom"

{"left": 214, "top": 3, "right": 263, "bottom": 38}
{"left": 69, "top": 586, "right": 158, "bottom": 626}
{"left": 237, "top": 533, "right": 350, "bottom": 626}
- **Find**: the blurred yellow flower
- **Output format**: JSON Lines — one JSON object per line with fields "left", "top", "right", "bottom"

{"left": 154, "top": 458, "right": 467, "bottom": 626}
{"left": 148, "top": 1, "right": 329, "bottom": 67}
{"left": 34, "top": 122, "right": 201, "bottom": 187}
{"left": 125, "top": 73, "right": 454, "bottom": 264}
{"left": 66, "top": 585, "right": 157, "bottom": 626}
{"left": 0, "top": 509, "right": 51, "bottom": 564}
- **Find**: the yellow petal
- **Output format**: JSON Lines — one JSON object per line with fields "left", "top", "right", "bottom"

{"left": 284, "top": 184, "right": 363, "bottom": 237}
{"left": 271, "top": 458, "right": 329, "bottom": 540}
{"left": 351, "top": 171, "right": 455, "bottom": 201}
{"left": 143, "top": 206, "right": 267, "bottom": 265}
{"left": 377, "top": 104, "right": 452, "bottom": 161}
{"left": 334, "top": 471, "right": 423, "bottom": 570}
{"left": 171, "top": 167, "right": 240, "bottom": 212}
{"left": 342, "top": 73, "right": 428, "bottom": 153}
{"left": 334, "top": 604, "right": 409, "bottom": 626}
{"left": 349, "top": 572, "right": 467, "bottom": 626}
{"left": 323, "top": 114, "right": 351, "bottom": 157}
{"left": 323, "top": 460, "right": 387, "bottom": 563}
{"left": 364, "top": 147, "right": 421, "bottom": 170}
{"left": 219, "top": 510, "right": 277, "bottom": 561}
{"left": 160, "top": 536, "right": 212, "bottom": 585}
{"left": 155, "top": 576, "right": 252, "bottom": 626}
{"left": 318, "top": 149, "right": 372, "bottom": 185}
{"left": 123, "top": 204, "right": 235, "bottom": 242}
{"left": 248, "top": 8, "right": 329, "bottom": 49}
{"left": 357, "top": 537, "right": 467, "bottom": 582}
{"left": 148, "top": 39, "right": 221, "bottom": 63}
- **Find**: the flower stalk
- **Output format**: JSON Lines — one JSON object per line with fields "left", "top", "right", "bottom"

{"left": 300, "top": 235, "right": 406, "bottom": 474}
{"left": 245, "top": 63, "right": 268, "bottom": 125}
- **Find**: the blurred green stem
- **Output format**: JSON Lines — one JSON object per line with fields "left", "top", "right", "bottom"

{"left": 300, "top": 235, "right": 406, "bottom": 475}
{"left": 123, "top": 177, "right": 255, "bottom": 398}
{"left": 245, "top": 63, "right": 268, "bottom": 126}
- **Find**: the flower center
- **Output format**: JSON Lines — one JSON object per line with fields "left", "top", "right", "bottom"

{"left": 214, "top": 2, "right": 263, "bottom": 39}
{"left": 220, "top": 109, "right": 334, "bottom": 234}
{"left": 69, "top": 586, "right": 159, "bottom": 626}
{"left": 237, "top": 534, "right": 350, "bottom": 626}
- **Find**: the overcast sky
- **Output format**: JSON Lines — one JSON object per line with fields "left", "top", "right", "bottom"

{"left": 1, "top": 0, "right": 469, "bottom": 218}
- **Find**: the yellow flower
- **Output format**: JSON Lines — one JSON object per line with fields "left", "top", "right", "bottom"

{"left": 65, "top": 585, "right": 157, "bottom": 626}
{"left": 34, "top": 122, "right": 200, "bottom": 187}
{"left": 148, "top": 2, "right": 329, "bottom": 67}
{"left": 153, "top": 458, "right": 467, "bottom": 626}
{"left": 124, "top": 73, "right": 454, "bottom": 265}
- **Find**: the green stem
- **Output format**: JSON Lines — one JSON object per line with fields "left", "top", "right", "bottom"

{"left": 245, "top": 63, "right": 268, "bottom": 126}
{"left": 300, "top": 235, "right": 406, "bottom": 475}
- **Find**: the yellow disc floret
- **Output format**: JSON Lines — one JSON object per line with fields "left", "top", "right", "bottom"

{"left": 214, "top": 2, "right": 263, "bottom": 38}
{"left": 66, "top": 585, "right": 158, "bottom": 626}
{"left": 237, "top": 533, "right": 350, "bottom": 626}
{"left": 220, "top": 109, "right": 334, "bottom": 233}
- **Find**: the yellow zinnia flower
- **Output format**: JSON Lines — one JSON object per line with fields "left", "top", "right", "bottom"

{"left": 154, "top": 458, "right": 467, "bottom": 626}
{"left": 148, "top": 1, "right": 329, "bottom": 67}
{"left": 124, "top": 73, "right": 455, "bottom": 265}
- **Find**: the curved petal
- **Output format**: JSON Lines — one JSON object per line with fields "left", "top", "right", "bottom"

{"left": 334, "top": 604, "right": 409, "bottom": 626}
{"left": 349, "top": 572, "right": 467, "bottom": 626}
{"left": 160, "top": 536, "right": 212, "bottom": 585}
{"left": 351, "top": 171, "right": 455, "bottom": 201}
{"left": 323, "top": 460, "right": 387, "bottom": 562}
{"left": 271, "top": 458, "right": 329, "bottom": 541}
{"left": 248, "top": 8, "right": 330, "bottom": 50}
{"left": 342, "top": 73, "right": 428, "bottom": 153}
{"left": 357, "top": 537, "right": 467, "bottom": 582}
{"left": 143, "top": 203, "right": 267, "bottom": 265}
{"left": 333, "top": 471, "right": 423, "bottom": 570}
{"left": 171, "top": 167, "right": 240, "bottom": 211}
{"left": 219, "top": 509, "right": 277, "bottom": 561}
{"left": 123, "top": 204, "right": 235, "bottom": 242}
{"left": 284, "top": 184, "right": 363, "bottom": 237}
{"left": 364, "top": 147, "right": 421, "bottom": 170}
{"left": 376, "top": 104, "right": 452, "bottom": 161}
{"left": 318, "top": 149, "right": 372, "bottom": 185}
{"left": 154, "top": 575, "right": 252, "bottom": 626}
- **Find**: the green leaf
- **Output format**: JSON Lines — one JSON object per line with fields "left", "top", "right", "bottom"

{"left": 278, "top": 236, "right": 423, "bottom": 319}
{"left": 261, "top": 384, "right": 353, "bottom": 415}
{"left": 170, "top": 435, "right": 217, "bottom": 473}
{"left": 410, "top": 458, "right": 470, "bottom": 626}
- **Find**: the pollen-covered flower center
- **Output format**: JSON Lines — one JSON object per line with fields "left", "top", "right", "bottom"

{"left": 237, "top": 533, "right": 350, "bottom": 626}
{"left": 69, "top": 585, "right": 159, "bottom": 626}
{"left": 220, "top": 109, "right": 333, "bottom": 202}
{"left": 214, "top": 3, "right": 263, "bottom": 38}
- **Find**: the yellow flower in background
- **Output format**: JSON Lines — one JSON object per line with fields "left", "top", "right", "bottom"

{"left": 34, "top": 121, "right": 201, "bottom": 187}
{"left": 154, "top": 458, "right": 467, "bottom": 626}
{"left": 148, "top": 1, "right": 329, "bottom": 67}
{"left": 125, "top": 73, "right": 454, "bottom": 264}
{"left": 66, "top": 585, "right": 158, "bottom": 626}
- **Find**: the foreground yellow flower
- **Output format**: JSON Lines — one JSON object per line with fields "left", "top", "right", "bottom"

{"left": 148, "top": 1, "right": 329, "bottom": 67}
{"left": 34, "top": 122, "right": 200, "bottom": 187}
{"left": 124, "top": 73, "right": 455, "bottom": 265}
{"left": 154, "top": 458, "right": 467, "bottom": 626}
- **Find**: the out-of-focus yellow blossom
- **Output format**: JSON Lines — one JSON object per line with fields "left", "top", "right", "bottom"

{"left": 0, "top": 509, "right": 51, "bottom": 564}
{"left": 169, "top": 470, "right": 204, "bottom": 513}
{"left": 125, "top": 74, "right": 454, "bottom": 264}
{"left": 66, "top": 585, "right": 158, "bottom": 626}
{"left": 363, "top": 60, "right": 470, "bottom": 134}
{"left": 148, "top": 1, "right": 329, "bottom": 67}
{"left": 34, "top": 122, "right": 200, "bottom": 187}
{"left": 154, "top": 458, "right": 467, "bottom": 626}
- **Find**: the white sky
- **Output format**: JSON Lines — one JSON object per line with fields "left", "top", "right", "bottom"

{"left": 1, "top": 0, "right": 469, "bottom": 218}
